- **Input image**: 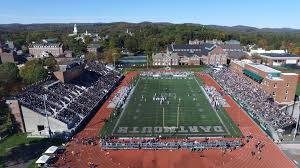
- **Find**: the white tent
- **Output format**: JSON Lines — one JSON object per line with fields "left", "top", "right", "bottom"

{"left": 36, "top": 155, "right": 50, "bottom": 164}
{"left": 44, "top": 146, "right": 58, "bottom": 154}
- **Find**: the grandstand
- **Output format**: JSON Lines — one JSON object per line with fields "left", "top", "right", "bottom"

{"left": 7, "top": 61, "right": 122, "bottom": 138}
{"left": 209, "top": 67, "right": 296, "bottom": 141}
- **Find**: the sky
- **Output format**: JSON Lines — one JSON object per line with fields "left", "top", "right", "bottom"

{"left": 0, "top": 0, "right": 299, "bottom": 28}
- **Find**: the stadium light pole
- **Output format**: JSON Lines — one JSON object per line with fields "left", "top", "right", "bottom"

{"left": 113, "top": 53, "right": 117, "bottom": 68}
{"left": 147, "top": 54, "right": 149, "bottom": 69}
{"left": 43, "top": 94, "right": 52, "bottom": 138}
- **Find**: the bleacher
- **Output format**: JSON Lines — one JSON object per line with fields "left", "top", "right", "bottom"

{"left": 17, "top": 62, "right": 122, "bottom": 131}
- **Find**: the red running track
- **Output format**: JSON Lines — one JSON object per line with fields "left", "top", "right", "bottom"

{"left": 56, "top": 72, "right": 296, "bottom": 168}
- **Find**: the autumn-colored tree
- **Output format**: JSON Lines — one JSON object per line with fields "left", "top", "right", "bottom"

{"left": 85, "top": 52, "right": 98, "bottom": 63}
{"left": 104, "top": 48, "right": 121, "bottom": 64}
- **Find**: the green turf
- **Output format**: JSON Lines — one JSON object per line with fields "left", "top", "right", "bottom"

{"left": 102, "top": 75, "right": 242, "bottom": 138}
{"left": 296, "top": 83, "right": 300, "bottom": 96}
{"left": 122, "top": 65, "right": 207, "bottom": 75}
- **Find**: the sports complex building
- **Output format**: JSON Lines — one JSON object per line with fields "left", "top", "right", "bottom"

{"left": 231, "top": 60, "right": 298, "bottom": 105}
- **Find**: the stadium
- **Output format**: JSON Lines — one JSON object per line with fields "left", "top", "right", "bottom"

{"left": 52, "top": 65, "right": 295, "bottom": 168}
{"left": 6, "top": 61, "right": 297, "bottom": 167}
{"left": 101, "top": 71, "right": 241, "bottom": 139}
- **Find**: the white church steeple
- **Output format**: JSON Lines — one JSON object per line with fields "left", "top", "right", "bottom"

{"left": 73, "top": 24, "right": 78, "bottom": 35}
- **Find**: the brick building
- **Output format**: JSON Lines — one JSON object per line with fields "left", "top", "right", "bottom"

{"left": 53, "top": 59, "right": 85, "bottom": 83}
{"left": 29, "top": 43, "right": 64, "bottom": 58}
{"left": 231, "top": 60, "right": 298, "bottom": 104}
{"left": 200, "top": 45, "right": 228, "bottom": 65}
{"left": 167, "top": 44, "right": 202, "bottom": 65}
{"left": 166, "top": 43, "right": 228, "bottom": 66}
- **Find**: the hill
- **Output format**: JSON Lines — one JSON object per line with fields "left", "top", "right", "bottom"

{"left": 1, "top": 22, "right": 300, "bottom": 33}
{"left": 206, "top": 25, "right": 300, "bottom": 33}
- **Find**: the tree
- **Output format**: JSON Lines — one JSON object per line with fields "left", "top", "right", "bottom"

{"left": 239, "top": 55, "right": 250, "bottom": 60}
{"left": 0, "top": 63, "right": 19, "bottom": 83}
{"left": 85, "top": 52, "right": 98, "bottom": 63}
{"left": 64, "top": 37, "right": 87, "bottom": 56}
{"left": 0, "top": 84, "right": 5, "bottom": 99}
{"left": 257, "top": 38, "right": 268, "bottom": 49}
{"left": 104, "top": 48, "right": 121, "bottom": 64}
{"left": 43, "top": 57, "right": 57, "bottom": 71}
{"left": 291, "top": 47, "right": 300, "bottom": 55}
{"left": 20, "top": 60, "right": 48, "bottom": 84}
{"left": 84, "top": 36, "right": 93, "bottom": 44}
{"left": 124, "top": 37, "right": 139, "bottom": 53}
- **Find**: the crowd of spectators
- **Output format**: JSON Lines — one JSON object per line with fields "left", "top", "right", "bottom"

{"left": 100, "top": 138, "right": 243, "bottom": 150}
{"left": 209, "top": 68, "right": 295, "bottom": 130}
{"left": 18, "top": 62, "right": 122, "bottom": 129}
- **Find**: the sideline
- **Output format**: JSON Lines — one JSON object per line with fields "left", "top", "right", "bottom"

{"left": 112, "top": 77, "right": 141, "bottom": 135}
{"left": 194, "top": 76, "right": 230, "bottom": 136}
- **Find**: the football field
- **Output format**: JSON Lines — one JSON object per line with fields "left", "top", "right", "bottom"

{"left": 102, "top": 75, "right": 241, "bottom": 138}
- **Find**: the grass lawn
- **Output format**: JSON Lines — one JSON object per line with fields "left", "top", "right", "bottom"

{"left": 0, "top": 133, "right": 42, "bottom": 156}
{"left": 0, "top": 133, "right": 63, "bottom": 168}
{"left": 101, "top": 75, "right": 241, "bottom": 138}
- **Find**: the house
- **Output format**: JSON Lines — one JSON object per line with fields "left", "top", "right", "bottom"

{"left": 0, "top": 50, "right": 17, "bottom": 64}
{"left": 152, "top": 53, "right": 179, "bottom": 66}
{"left": 188, "top": 39, "right": 204, "bottom": 45}
{"left": 87, "top": 44, "right": 101, "bottom": 56}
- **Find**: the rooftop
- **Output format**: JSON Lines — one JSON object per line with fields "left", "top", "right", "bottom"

{"left": 260, "top": 53, "right": 300, "bottom": 58}
{"left": 248, "top": 63, "right": 281, "bottom": 73}
{"left": 170, "top": 43, "right": 216, "bottom": 50}
{"left": 168, "top": 43, "right": 217, "bottom": 57}
{"left": 282, "top": 72, "right": 298, "bottom": 76}
{"left": 232, "top": 60, "right": 252, "bottom": 67}
{"left": 218, "top": 44, "right": 243, "bottom": 50}
{"left": 30, "top": 42, "right": 63, "bottom": 48}
{"left": 87, "top": 44, "right": 101, "bottom": 48}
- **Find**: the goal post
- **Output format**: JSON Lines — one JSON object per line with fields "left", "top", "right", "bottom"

{"left": 163, "top": 107, "right": 165, "bottom": 128}
{"left": 177, "top": 99, "right": 180, "bottom": 128}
